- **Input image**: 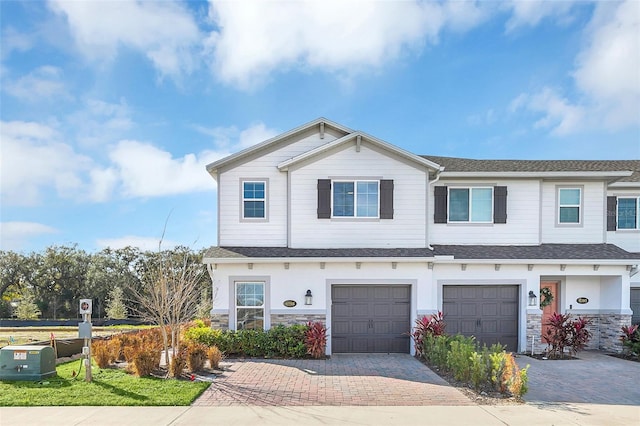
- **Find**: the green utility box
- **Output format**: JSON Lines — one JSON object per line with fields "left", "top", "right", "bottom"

{"left": 0, "top": 345, "right": 56, "bottom": 381}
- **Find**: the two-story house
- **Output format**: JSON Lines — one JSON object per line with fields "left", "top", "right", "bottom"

{"left": 203, "top": 118, "right": 640, "bottom": 355}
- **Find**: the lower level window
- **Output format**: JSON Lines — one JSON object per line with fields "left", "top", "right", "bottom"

{"left": 235, "top": 282, "right": 264, "bottom": 330}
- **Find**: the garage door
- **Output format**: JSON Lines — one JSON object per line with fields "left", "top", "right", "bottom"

{"left": 632, "top": 288, "right": 640, "bottom": 325}
{"left": 332, "top": 285, "right": 411, "bottom": 353}
{"left": 443, "top": 285, "right": 519, "bottom": 352}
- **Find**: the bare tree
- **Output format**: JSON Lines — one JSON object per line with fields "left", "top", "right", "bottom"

{"left": 129, "top": 244, "right": 206, "bottom": 376}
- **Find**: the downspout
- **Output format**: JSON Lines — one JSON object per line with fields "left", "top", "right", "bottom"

{"left": 427, "top": 167, "right": 445, "bottom": 250}
{"left": 206, "top": 263, "right": 216, "bottom": 317}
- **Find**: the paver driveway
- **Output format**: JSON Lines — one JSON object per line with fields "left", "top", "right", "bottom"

{"left": 522, "top": 350, "right": 640, "bottom": 405}
{"left": 193, "top": 353, "right": 472, "bottom": 406}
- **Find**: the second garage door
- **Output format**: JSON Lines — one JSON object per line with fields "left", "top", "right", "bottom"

{"left": 332, "top": 285, "right": 411, "bottom": 353}
{"left": 632, "top": 288, "right": 640, "bottom": 325}
{"left": 443, "top": 285, "right": 519, "bottom": 352}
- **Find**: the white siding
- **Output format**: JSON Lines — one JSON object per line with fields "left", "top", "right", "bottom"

{"left": 218, "top": 131, "right": 340, "bottom": 246}
{"left": 606, "top": 187, "right": 640, "bottom": 253}
{"left": 540, "top": 181, "right": 605, "bottom": 243}
{"left": 429, "top": 179, "right": 540, "bottom": 245}
{"left": 288, "top": 142, "right": 429, "bottom": 248}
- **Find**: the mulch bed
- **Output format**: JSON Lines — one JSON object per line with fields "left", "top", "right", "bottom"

{"left": 607, "top": 353, "right": 640, "bottom": 363}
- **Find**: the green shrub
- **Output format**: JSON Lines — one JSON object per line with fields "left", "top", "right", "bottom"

{"left": 447, "top": 336, "right": 476, "bottom": 381}
{"left": 184, "top": 326, "right": 223, "bottom": 347}
{"left": 267, "top": 324, "right": 308, "bottom": 358}
{"left": 469, "top": 352, "right": 488, "bottom": 390}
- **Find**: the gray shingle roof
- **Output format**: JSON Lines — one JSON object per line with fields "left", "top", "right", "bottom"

{"left": 204, "top": 244, "right": 640, "bottom": 261}
{"left": 421, "top": 156, "right": 640, "bottom": 182}
{"left": 204, "top": 247, "right": 436, "bottom": 259}
{"left": 432, "top": 244, "right": 640, "bottom": 260}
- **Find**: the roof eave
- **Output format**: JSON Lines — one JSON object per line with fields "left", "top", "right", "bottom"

{"left": 205, "top": 117, "right": 354, "bottom": 175}
{"left": 278, "top": 131, "right": 441, "bottom": 171}
{"left": 439, "top": 171, "right": 633, "bottom": 179}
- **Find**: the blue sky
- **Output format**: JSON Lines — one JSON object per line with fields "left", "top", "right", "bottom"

{"left": 1, "top": 0, "right": 638, "bottom": 253}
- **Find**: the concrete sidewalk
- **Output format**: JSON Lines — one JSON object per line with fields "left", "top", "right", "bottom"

{"left": 2, "top": 404, "right": 639, "bottom": 425}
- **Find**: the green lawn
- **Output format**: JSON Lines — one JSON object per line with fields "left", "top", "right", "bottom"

{"left": 0, "top": 360, "right": 210, "bottom": 406}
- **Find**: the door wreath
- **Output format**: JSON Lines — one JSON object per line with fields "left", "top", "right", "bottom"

{"left": 540, "top": 287, "right": 554, "bottom": 308}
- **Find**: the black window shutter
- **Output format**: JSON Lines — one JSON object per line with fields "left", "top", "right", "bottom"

{"left": 607, "top": 196, "right": 617, "bottom": 231}
{"left": 493, "top": 186, "right": 508, "bottom": 224}
{"left": 317, "top": 179, "right": 331, "bottom": 219}
{"left": 380, "top": 180, "right": 394, "bottom": 219}
{"left": 434, "top": 186, "right": 448, "bottom": 223}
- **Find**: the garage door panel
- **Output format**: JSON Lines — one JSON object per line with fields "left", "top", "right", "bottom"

{"left": 351, "top": 303, "right": 370, "bottom": 317}
{"left": 332, "top": 285, "right": 411, "bottom": 353}
{"left": 373, "top": 304, "right": 390, "bottom": 316}
{"left": 482, "top": 303, "right": 498, "bottom": 316}
{"left": 482, "top": 287, "right": 497, "bottom": 299}
{"left": 459, "top": 303, "right": 477, "bottom": 317}
{"left": 443, "top": 285, "right": 519, "bottom": 352}
{"left": 392, "top": 286, "right": 411, "bottom": 299}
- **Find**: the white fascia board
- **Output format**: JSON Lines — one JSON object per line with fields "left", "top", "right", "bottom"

{"left": 278, "top": 131, "right": 441, "bottom": 172}
{"left": 203, "top": 256, "right": 435, "bottom": 264}
{"left": 608, "top": 182, "right": 640, "bottom": 188}
{"left": 205, "top": 117, "right": 354, "bottom": 175}
{"left": 433, "top": 259, "right": 638, "bottom": 266}
{"left": 439, "top": 171, "right": 633, "bottom": 179}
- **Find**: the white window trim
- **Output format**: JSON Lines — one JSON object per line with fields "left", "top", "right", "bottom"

{"left": 617, "top": 196, "right": 640, "bottom": 231}
{"left": 447, "top": 186, "right": 494, "bottom": 224}
{"left": 228, "top": 276, "right": 271, "bottom": 331}
{"left": 556, "top": 186, "right": 583, "bottom": 227}
{"left": 331, "top": 179, "right": 380, "bottom": 219}
{"left": 240, "top": 178, "right": 269, "bottom": 222}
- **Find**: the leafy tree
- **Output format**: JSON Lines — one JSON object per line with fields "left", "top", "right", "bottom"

{"left": 15, "top": 287, "right": 41, "bottom": 319}
{"left": 195, "top": 286, "right": 213, "bottom": 319}
{"left": 105, "top": 286, "right": 128, "bottom": 319}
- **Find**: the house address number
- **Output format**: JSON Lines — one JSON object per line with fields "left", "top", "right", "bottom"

{"left": 576, "top": 297, "right": 589, "bottom": 304}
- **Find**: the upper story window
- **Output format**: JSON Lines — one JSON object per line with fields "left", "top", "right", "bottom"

{"left": 242, "top": 180, "right": 266, "bottom": 219}
{"left": 449, "top": 187, "right": 493, "bottom": 223}
{"left": 318, "top": 179, "right": 394, "bottom": 219}
{"left": 617, "top": 197, "right": 639, "bottom": 229}
{"left": 558, "top": 188, "right": 581, "bottom": 224}
{"left": 333, "top": 180, "right": 379, "bottom": 218}
{"left": 235, "top": 281, "right": 264, "bottom": 330}
{"left": 434, "top": 186, "right": 507, "bottom": 224}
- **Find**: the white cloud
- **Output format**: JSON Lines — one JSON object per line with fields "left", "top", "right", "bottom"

{"left": 3, "top": 66, "right": 69, "bottom": 102}
{"left": 508, "top": 1, "right": 639, "bottom": 135}
{"left": 107, "top": 140, "right": 221, "bottom": 198}
{"left": 510, "top": 88, "right": 586, "bottom": 135}
{"left": 48, "top": 0, "right": 200, "bottom": 79}
{"left": 0, "top": 120, "right": 93, "bottom": 205}
{"left": 204, "top": 0, "right": 488, "bottom": 90}
{"left": 96, "top": 235, "right": 179, "bottom": 251}
{"left": 68, "top": 98, "right": 133, "bottom": 147}
{"left": 1, "top": 26, "right": 34, "bottom": 59}
{"left": 0, "top": 222, "right": 58, "bottom": 251}
{"left": 573, "top": 0, "right": 640, "bottom": 129}
{"left": 503, "top": 0, "right": 580, "bottom": 32}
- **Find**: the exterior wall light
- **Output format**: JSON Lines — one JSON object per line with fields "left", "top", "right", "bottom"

{"left": 305, "top": 289, "right": 313, "bottom": 305}
{"left": 528, "top": 290, "right": 538, "bottom": 307}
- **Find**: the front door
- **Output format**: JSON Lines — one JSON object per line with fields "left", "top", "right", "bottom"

{"left": 540, "top": 281, "right": 559, "bottom": 341}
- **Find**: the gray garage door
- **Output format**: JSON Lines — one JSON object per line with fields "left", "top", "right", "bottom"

{"left": 443, "top": 285, "right": 519, "bottom": 352}
{"left": 632, "top": 288, "right": 640, "bottom": 325}
{"left": 332, "top": 285, "right": 411, "bottom": 353}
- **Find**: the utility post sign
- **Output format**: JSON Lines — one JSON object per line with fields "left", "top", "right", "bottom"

{"left": 78, "top": 299, "right": 92, "bottom": 382}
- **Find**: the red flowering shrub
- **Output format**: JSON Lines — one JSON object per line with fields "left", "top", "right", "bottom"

{"left": 411, "top": 311, "right": 446, "bottom": 357}
{"left": 543, "top": 312, "right": 592, "bottom": 359}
